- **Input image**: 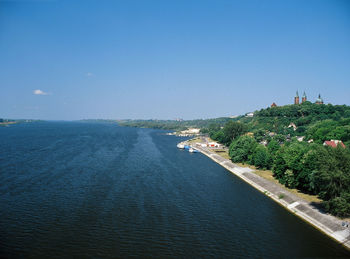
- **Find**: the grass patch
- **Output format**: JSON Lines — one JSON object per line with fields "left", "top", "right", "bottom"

{"left": 213, "top": 150, "right": 230, "bottom": 160}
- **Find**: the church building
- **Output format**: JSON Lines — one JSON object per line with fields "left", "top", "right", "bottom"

{"left": 294, "top": 91, "right": 324, "bottom": 105}
{"left": 294, "top": 91, "right": 300, "bottom": 104}
{"left": 294, "top": 91, "right": 307, "bottom": 104}
{"left": 302, "top": 91, "right": 307, "bottom": 103}
{"left": 315, "top": 94, "right": 324, "bottom": 104}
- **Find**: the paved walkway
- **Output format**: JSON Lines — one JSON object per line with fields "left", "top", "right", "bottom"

{"left": 181, "top": 141, "right": 350, "bottom": 250}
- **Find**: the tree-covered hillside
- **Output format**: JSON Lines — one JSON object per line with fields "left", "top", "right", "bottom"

{"left": 235, "top": 102, "right": 350, "bottom": 146}
{"left": 204, "top": 103, "right": 350, "bottom": 217}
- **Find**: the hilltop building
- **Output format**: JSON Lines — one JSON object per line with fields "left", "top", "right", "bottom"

{"left": 302, "top": 91, "right": 307, "bottom": 103}
{"left": 294, "top": 91, "right": 300, "bottom": 104}
{"left": 271, "top": 102, "right": 277, "bottom": 107}
{"left": 294, "top": 91, "right": 324, "bottom": 105}
{"left": 315, "top": 94, "right": 324, "bottom": 104}
{"left": 294, "top": 91, "right": 308, "bottom": 104}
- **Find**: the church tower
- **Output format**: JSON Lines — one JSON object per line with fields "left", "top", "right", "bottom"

{"left": 302, "top": 91, "right": 307, "bottom": 103}
{"left": 315, "top": 94, "right": 324, "bottom": 104}
{"left": 294, "top": 91, "right": 299, "bottom": 105}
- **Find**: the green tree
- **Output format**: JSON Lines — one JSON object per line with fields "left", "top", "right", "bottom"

{"left": 272, "top": 142, "right": 310, "bottom": 188}
{"left": 283, "top": 142, "right": 309, "bottom": 173}
{"left": 229, "top": 136, "right": 257, "bottom": 164}
{"left": 283, "top": 169, "right": 297, "bottom": 188}
{"left": 222, "top": 121, "right": 248, "bottom": 146}
{"left": 313, "top": 146, "right": 350, "bottom": 201}
{"left": 299, "top": 144, "right": 327, "bottom": 193}
{"left": 323, "top": 192, "right": 350, "bottom": 217}
{"left": 272, "top": 148, "right": 288, "bottom": 183}
{"left": 267, "top": 139, "right": 280, "bottom": 157}
{"left": 212, "top": 130, "right": 225, "bottom": 143}
{"left": 274, "top": 134, "right": 286, "bottom": 144}
{"left": 253, "top": 129, "right": 266, "bottom": 143}
{"left": 253, "top": 145, "right": 272, "bottom": 169}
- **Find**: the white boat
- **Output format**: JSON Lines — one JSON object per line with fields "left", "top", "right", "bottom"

{"left": 189, "top": 147, "right": 199, "bottom": 153}
{"left": 177, "top": 143, "right": 185, "bottom": 149}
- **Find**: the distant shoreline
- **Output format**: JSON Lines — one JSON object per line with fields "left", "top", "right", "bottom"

{"left": 0, "top": 120, "right": 41, "bottom": 127}
{"left": 0, "top": 121, "right": 18, "bottom": 127}
{"left": 178, "top": 139, "right": 350, "bottom": 250}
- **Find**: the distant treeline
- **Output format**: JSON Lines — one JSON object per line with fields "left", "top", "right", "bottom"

{"left": 204, "top": 102, "right": 350, "bottom": 217}
{"left": 117, "top": 117, "right": 236, "bottom": 131}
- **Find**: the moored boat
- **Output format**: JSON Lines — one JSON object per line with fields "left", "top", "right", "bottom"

{"left": 177, "top": 143, "right": 185, "bottom": 149}
{"left": 189, "top": 147, "right": 199, "bottom": 153}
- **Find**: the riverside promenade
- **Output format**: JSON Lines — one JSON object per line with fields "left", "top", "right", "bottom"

{"left": 180, "top": 140, "right": 350, "bottom": 250}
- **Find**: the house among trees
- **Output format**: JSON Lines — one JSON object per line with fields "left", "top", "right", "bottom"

{"left": 323, "top": 140, "right": 346, "bottom": 148}
{"left": 271, "top": 102, "right": 277, "bottom": 107}
{"left": 296, "top": 136, "right": 305, "bottom": 142}
{"left": 288, "top": 122, "right": 297, "bottom": 131}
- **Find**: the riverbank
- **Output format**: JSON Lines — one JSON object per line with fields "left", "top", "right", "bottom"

{"left": 0, "top": 121, "right": 17, "bottom": 127}
{"left": 179, "top": 139, "right": 350, "bottom": 250}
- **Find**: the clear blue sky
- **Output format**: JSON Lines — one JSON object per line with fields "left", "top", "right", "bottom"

{"left": 1, "top": 0, "right": 349, "bottom": 120}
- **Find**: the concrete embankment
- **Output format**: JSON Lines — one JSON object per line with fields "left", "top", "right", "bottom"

{"left": 179, "top": 141, "right": 350, "bottom": 250}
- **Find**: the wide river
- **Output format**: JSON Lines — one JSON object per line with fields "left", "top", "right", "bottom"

{"left": 0, "top": 122, "right": 349, "bottom": 258}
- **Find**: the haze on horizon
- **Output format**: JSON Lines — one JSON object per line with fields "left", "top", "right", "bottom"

{"left": 1, "top": 0, "right": 349, "bottom": 120}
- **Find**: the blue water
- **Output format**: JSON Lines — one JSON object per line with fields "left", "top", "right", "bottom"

{"left": 0, "top": 122, "right": 349, "bottom": 258}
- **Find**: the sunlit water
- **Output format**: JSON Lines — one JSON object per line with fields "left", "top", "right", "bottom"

{"left": 0, "top": 122, "right": 349, "bottom": 258}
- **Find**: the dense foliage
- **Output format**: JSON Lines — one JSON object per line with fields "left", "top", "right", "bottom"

{"left": 237, "top": 102, "right": 350, "bottom": 145}
{"left": 305, "top": 119, "right": 350, "bottom": 145}
{"left": 205, "top": 103, "right": 350, "bottom": 217}
{"left": 228, "top": 135, "right": 350, "bottom": 217}
{"left": 207, "top": 121, "right": 248, "bottom": 146}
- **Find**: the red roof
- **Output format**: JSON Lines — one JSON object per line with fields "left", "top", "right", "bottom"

{"left": 324, "top": 140, "right": 346, "bottom": 148}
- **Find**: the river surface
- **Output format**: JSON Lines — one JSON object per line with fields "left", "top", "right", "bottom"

{"left": 0, "top": 122, "right": 349, "bottom": 258}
